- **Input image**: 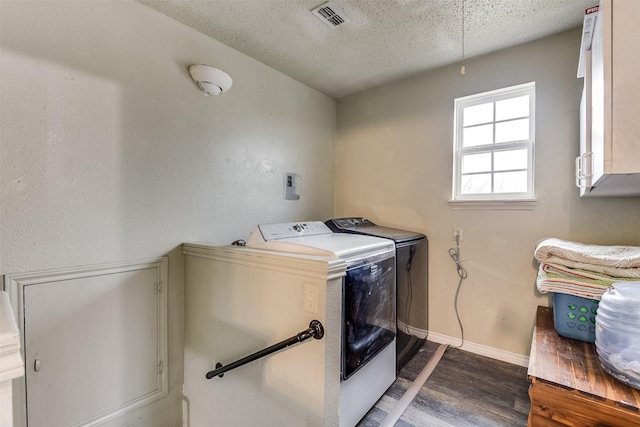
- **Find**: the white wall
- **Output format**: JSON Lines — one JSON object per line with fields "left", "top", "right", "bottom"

{"left": 335, "top": 29, "right": 640, "bottom": 358}
{"left": 0, "top": 1, "right": 335, "bottom": 425}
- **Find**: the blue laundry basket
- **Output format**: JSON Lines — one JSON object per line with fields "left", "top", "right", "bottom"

{"left": 553, "top": 293, "right": 599, "bottom": 343}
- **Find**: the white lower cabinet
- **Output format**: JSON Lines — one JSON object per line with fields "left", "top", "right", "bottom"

{"left": 4, "top": 258, "right": 168, "bottom": 427}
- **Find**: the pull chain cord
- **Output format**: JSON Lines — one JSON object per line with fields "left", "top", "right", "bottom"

{"left": 460, "top": 0, "right": 466, "bottom": 74}
{"left": 448, "top": 234, "right": 468, "bottom": 348}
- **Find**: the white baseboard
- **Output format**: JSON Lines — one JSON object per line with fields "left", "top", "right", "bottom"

{"left": 426, "top": 331, "right": 529, "bottom": 367}
{"left": 396, "top": 323, "right": 529, "bottom": 367}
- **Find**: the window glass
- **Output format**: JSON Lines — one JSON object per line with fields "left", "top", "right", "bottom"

{"left": 496, "top": 95, "right": 529, "bottom": 121}
{"left": 461, "top": 174, "right": 491, "bottom": 194}
{"left": 462, "top": 153, "right": 491, "bottom": 173}
{"left": 463, "top": 103, "right": 493, "bottom": 126}
{"left": 495, "top": 118, "right": 529, "bottom": 143}
{"left": 463, "top": 124, "right": 493, "bottom": 147}
{"left": 494, "top": 171, "right": 528, "bottom": 193}
{"left": 494, "top": 149, "right": 527, "bottom": 171}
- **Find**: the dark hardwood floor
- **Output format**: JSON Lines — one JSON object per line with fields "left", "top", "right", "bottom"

{"left": 357, "top": 340, "right": 531, "bottom": 427}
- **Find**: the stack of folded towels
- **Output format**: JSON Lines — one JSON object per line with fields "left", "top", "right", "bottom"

{"left": 534, "top": 238, "right": 640, "bottom": 300}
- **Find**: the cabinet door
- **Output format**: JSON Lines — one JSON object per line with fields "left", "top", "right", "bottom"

{"left": 610, "top": 0, "right": 640, "bottom": 173}
{"left": 6, "top": 258, "right": 168, "bottom": 427}
{"left": 586, "top": 0, "right": 640, "bottom": 195}
{"left": 577, "top": 53, "right": 593, "bottom": 195}
{"left": 589, "top": 0, "right": 608, "bottom": 186}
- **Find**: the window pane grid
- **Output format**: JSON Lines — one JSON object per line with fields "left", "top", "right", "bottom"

{"left": 453, "top": 82, "right": 535, "bottom": 201}
{"left": 462, "top": 117, "right": 531, "bottom": 147}
{"left": 493, "top": 116, "right": 528, "bottom": 124}
{"left": 463, "top": 118, "right": 531, "bottom": 130}
{"left": 461, "top": 168, "right": 528, "bottom": 177}
{"left": 460, "top": 141, "right": 530, "bottom": 156}
{"left": 460, "top": 149, "right": 528, "bottom": 195}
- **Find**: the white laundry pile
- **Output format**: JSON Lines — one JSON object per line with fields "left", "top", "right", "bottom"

{"left": 534, "top": 238, "right": 640, "bottom": 299}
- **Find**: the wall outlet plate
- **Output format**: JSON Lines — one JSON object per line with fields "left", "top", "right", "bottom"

{"left": 304, "top": 283, "right": 318, "bottom": 314}
{"left": 453, "top": 226, "right": 463, "bottom": 241}
{"left": 284, "top": 172, "right": 300, "bottom": 200}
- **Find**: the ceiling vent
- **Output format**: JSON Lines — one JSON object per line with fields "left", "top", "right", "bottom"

{"left": 311, "top": 2, "right": 349, "bottom": 28}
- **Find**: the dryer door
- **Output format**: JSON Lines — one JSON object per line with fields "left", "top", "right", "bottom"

{"left": 342, "top": 255, "right": 396, "bottom": 380}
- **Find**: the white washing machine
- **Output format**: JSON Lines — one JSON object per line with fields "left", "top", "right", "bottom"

{"left": 247, "top": 221, "right": 396, "bottom": 426}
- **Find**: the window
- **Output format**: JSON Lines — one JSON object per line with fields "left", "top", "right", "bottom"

{"left": 452, "top": 82, "right": 535, "bottom": 203}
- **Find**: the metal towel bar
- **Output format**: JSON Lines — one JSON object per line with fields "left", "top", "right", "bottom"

{"left": 205, "top": 320, "right": 324, "bottom": 379}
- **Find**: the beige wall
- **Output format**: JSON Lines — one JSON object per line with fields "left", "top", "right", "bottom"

{"left": 183, "top": 245, "right": 343, "bottom": 427}
{"left": 335, "top": 29, "right": 640, "bottom": 357}
{"left": 0, "top": 1, "right": 335, "bottom": 425}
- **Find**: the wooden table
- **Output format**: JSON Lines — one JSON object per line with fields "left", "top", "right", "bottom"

{"left": 528, "top": 306, "right": 640, "bottom": 426}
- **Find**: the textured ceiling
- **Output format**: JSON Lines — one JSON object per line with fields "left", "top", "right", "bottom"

{"left": 135, "top": 0, "right": 593, "bottom": 99}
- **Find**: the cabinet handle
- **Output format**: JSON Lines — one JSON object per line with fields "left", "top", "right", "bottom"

{"left": 576, "top": 156, "right": 585, "bottom": 187}
{"left": 575, "top": 152, "right": 593, "bottom": 188}
{"left": 582, "top": 152, "right": 593, "bottom": 179}
{"left": 34, "top": 357, "right": 41, "bottom": 372}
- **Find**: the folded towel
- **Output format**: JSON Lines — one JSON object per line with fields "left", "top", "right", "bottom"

{"left": 534, "top": 238, "right": 640, "bottom": 278}
{"left": 536, "top": 265, "right": 606, "bottom": 299}
{"left": 536, "top": 263, "right": 640, "bottom": 299}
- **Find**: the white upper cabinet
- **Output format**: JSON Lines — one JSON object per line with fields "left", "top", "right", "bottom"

{"left": 577, "top": 0, "right": 640, "bottom": 197}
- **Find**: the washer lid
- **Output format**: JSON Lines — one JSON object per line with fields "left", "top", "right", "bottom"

{"left": 271, "top": 233, "right": 394, "bottom": 259}
{"left": 246, "top": 221, "right": 394, "bottom": 260}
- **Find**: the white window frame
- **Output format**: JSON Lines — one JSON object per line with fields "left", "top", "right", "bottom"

{"left": 451, "top": 82, "right": 536, "bottom": 206}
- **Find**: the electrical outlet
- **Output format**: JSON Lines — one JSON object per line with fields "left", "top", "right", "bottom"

{"left": 453, "top": 226, "right": 463, "bottom": 242}
{"left": 304, "top": 283, "right": 319, "bottom": 314}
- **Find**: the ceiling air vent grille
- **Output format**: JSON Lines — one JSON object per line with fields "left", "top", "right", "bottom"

{"left": 311, "top": 2, "right": 349, "bottom": 28}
